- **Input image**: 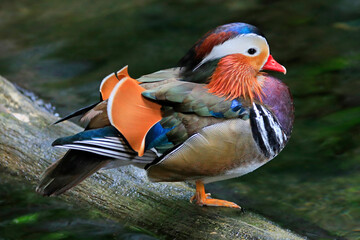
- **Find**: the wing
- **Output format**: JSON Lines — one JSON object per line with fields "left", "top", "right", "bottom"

{"left": 138, "top": 68, "right": 180, "bottom": 83}
{"left": 142, "top": 81, "right": 249, "bottom": 118}
{"left": 141, "top": 81, "right": 250, "bottom": 153}
{"left": 81, "top": 76, "right": 250, "bottom": 158}
{"left": 52, "top": 126, "right": 156, "bottom": 164}
{"left": 52, "top": 70, "right": 250, "bottom": 162}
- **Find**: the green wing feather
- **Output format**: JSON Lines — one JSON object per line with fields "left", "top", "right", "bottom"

{"left": 142, "top": 81, "right": 250, "bottom": 150}
{"left": 142, "top": 81, "right": 249, "bottom": 118}
{"left": 137, "top": 68, "right": 180, "bottom": 83}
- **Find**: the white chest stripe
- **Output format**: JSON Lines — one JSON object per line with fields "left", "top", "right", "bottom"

{"left": 252, "top": 103, "right": 274, "bottom": 157}
{"left": 252, "top": 103, "right": 286, "bottom": 158}
{"left": 259, "top": 105, "right": 286, "bottom": 145}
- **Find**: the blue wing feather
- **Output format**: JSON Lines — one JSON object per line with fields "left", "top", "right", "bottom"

{"left": 145, "top": 122, "right": 175, "bottom": 152}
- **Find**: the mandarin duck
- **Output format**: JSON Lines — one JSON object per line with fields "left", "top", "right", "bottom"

{"left": 37, "top": 22, "right": 294, "bottom": 208}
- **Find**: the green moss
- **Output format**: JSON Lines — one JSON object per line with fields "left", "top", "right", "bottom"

{"left": 12, "top": 213, "right": 39, "bottom": 224}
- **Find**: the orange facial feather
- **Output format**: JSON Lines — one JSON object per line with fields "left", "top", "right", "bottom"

{"left": 207, "top": 54, "right": 264, "bottom": 102}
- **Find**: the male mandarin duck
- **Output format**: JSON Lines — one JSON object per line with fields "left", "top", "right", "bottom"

{"left": 37, "top": 22, "right": 294, "bottom": 208}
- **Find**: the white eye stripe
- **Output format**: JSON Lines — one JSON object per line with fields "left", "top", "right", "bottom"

{"left": 193, "top": 34, "right": 269, "bottom": 71}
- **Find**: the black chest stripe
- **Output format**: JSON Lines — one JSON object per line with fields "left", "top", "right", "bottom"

{"left": 250, "top": 103, "right": 286, "bottom": 158}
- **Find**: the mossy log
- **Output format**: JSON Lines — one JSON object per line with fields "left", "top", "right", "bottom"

{"left": 0, "top": 76, "right": 305, "bottom": 240}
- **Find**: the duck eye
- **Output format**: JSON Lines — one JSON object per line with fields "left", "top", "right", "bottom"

{"left": 247, "top": 48, "right": 257, "bottom": 55}
{"left": 248, "top": 48, "right": 256, "bottom": 55}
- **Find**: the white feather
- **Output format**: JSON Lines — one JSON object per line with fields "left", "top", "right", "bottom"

{"left": 194, "top": 34, "right": 269, "bottom": 71}
{"left": 252, "top": 103, "right": 274, "bottom": 157}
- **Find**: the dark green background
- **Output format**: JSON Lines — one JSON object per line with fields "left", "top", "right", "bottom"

{"left": 0, "top": 0, "right": 359, "bottom": 239}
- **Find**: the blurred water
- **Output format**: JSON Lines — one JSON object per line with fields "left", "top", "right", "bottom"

{"left": 0, "top": 0, "right": 359, "bottom": 239}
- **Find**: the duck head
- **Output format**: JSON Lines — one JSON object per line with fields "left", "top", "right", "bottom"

{"left": 179, "top": 22, "right": 286, "bottom": 102}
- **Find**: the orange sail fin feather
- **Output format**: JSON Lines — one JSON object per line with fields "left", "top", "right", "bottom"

{"left": 116, "top": 65, "right": 129, "bottom": 79}
{"left": 100, "top": 66, "right": 129, "bottom": 100}
{"left": 208, "top": 54, "right": 264, "bottom": 102}
{"left": 107, "top": 76, "right": 162, "bottom": 156}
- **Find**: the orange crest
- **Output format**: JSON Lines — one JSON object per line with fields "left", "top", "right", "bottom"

{"left": 207, "top": 54, "right": 264, "bottom": 102}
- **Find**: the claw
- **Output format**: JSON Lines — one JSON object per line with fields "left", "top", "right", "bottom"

{"left": 190, "top": 181, "right": 241, "bottom": 209}
{"left": 190, "top": 192, "right": 211, "bottom": 203}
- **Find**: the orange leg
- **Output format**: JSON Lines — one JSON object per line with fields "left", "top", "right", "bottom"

{"left": 190, "top": 180, "right": 241, "bottom": 209}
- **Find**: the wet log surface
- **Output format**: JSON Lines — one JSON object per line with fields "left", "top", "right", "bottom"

{"left": 0, "top": 75, "right": 305, "bottom": 240}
